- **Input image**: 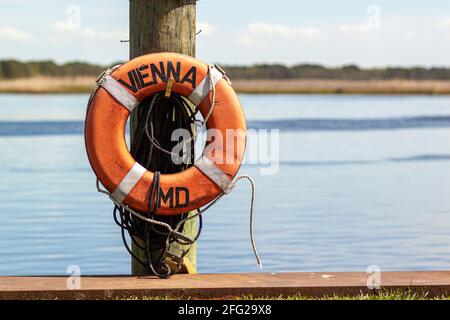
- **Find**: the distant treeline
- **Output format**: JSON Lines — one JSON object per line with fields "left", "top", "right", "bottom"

{"left": 0, "top": 60, "right": 106, "bottom": 79}
{"left": 1, "top": 59, "right": 450, "bottom": 80}
{"left": 225, "top": 64, "right": 450, "bottom": 80}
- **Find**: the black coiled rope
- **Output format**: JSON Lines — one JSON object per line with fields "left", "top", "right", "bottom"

{"left": 113, "top": 92, "right": 203, "bottom": 278}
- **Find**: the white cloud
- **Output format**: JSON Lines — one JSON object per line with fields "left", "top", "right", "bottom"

{"left": 197, "top": 21, "right": 216, "bottom": 36}
{"left": 247, "top": 23, "right": 323, "bottom": 38}
{"left": 53, "top": 21, "right": 127, "bottom": 40}
{"left": 337, "top": 23, "right": 375, "bottom": 34}
{"left": 439, "top": 17, "right": 450, "bottom": 29}
{"left": 403, "top": 31, "right": 416, "bottom": 39}
{"left": 0, "top": 26, "right": 31, "bottom": 41}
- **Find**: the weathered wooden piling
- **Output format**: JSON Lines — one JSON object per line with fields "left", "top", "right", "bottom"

{"left": 129, "top": 0, "right": 197, "bottom": 275}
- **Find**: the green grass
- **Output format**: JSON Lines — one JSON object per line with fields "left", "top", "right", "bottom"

{"left": 120, "top": 289, "right": 450, "bottom": 300}
{"left": 239, "top": 291, "right": 448, "bottom": 300}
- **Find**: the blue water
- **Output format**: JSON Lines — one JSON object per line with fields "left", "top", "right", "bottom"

{"left": 3, "top": 116, "right": 450, "bottom": 136}
{"left": 1, "top": 93, "right": 450, "bottom": 275}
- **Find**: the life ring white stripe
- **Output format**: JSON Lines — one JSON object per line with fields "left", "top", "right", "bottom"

{"left": 188, "top": 64, "right": 223, "bottom": 106}
{"left": 111, "top": 162, "right": 147, "bottom": 203}
{"left": 194, "top": 156, "right": 232, "bottom": 193}
{"left": 100, "top": 75, "right": 139, "bottom": 112}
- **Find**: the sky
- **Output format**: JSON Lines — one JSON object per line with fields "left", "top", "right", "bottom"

{"left": 0, "top": 0, "right": 450, "bottom": 67}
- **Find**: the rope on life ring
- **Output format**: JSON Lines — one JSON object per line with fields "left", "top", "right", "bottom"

{"left": 85, "top": 53, "right": 261, "bottom": 277}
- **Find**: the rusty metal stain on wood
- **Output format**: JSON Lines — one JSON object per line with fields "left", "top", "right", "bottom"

{"left": 1, "top": 271, "right": 450, "bottom": 299}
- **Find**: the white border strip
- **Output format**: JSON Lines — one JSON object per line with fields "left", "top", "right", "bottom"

{"left": 194, "top": 156, "right": 232, "bottom": 193}
{"left": 100, "top": 75, "right": 139, "bottom": 112}
{"left": 188, "top": 64, "right": 223, "bottom": 106}
{"left": 111, "top": 162, "right": 147, "bottom": 203}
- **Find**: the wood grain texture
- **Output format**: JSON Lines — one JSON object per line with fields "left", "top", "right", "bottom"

{"left": 2, "top": 271, "right": 450, "bottom": 299}
{"left": 130, "top": 0, "right": 196, "bottom": 57}
{"left": 129, "top": 0, "right": 197, "bottom": 275}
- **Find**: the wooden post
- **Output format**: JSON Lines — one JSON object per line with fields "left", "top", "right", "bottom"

{"left": 129, "top": 0, "right": 197, "bottom": 275}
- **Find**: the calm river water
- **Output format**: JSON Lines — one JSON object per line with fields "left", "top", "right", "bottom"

{"left": 0, "top": 93, "right": 450, "bottom": 275}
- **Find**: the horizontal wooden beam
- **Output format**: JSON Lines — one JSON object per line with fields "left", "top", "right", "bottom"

{"left": 1, "top": 271, "right": 450, "bottom": 300}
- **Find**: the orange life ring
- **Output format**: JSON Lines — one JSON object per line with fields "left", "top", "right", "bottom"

{"left": 85, "top": 53, "right": 246, "bottom": 215}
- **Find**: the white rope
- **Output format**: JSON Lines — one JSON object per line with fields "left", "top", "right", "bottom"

{"left": 87, "top": 65, "right": 122, "bottom": 109}
{"left": 203, "top": 64, "right": 216, "bottom": 124}
{"left": 110, "top": 196, "right": 175, "bottom": 232}
{"left": 175, "top": 173, "right": 263, "bottom": 268}
{"left": 182, "top": 64, "right": 216, "bottom": 153}
{"left": 98, "top": 173, "right": 262, "bottom": 268}
{"left": 225, "top": 175, "right": 262, "bottom": 268}
{"left": 96, "top": 178, "right": 174, "bottom": 232}
{"left": 134, "top": 64, "right": 217, "bottom": 160}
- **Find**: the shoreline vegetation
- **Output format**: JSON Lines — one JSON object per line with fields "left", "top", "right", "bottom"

{"left": 2, "top": 59, "right": 450, "bottom": 94}
{"left": 2, "top": 76, "right": 450, "bottom": 94}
